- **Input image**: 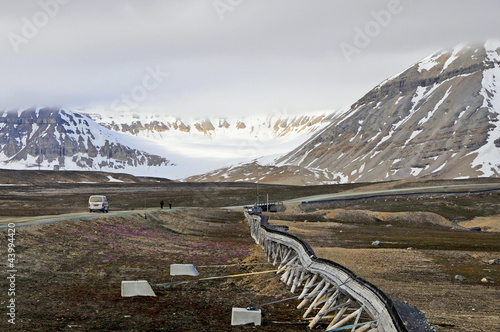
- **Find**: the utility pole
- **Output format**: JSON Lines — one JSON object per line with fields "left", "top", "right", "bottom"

{"left": 144, "top": 198, "right": 147, "bottom": 219}
{"left": 256, "top": 181, "right": 259, "bottom": 205}
{"left": 37, "top": 126, "right": 41, "bottom": 170}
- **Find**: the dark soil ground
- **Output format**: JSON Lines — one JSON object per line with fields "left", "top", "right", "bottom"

{"left": 269, "top": 209, "right": 500, "bottom": 331}
{"left": 0, "top": 169, "right": 365, "bottom": 217}
{"left": 1, "top": 170, "right": 500, "bottom": 331}
{"left": 1, "top": 209, "right": 311, "bottom": 331}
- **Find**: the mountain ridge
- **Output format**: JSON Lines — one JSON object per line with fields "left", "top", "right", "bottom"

{"left": 188, "top": 41, "right": 500, "bottom": 184}
{"left": 0, "top": 107, "right": 333, "bottom": 179}
{"left": 0, "top": 107, "right": 172, "bottom": 176}
{"left": 279, "top": 41, "right": 500, "bottom": 182}
{"left": 2, "top": 41, "right": 499, "bottom": 184}
{"left": 82, "top": 110, "right": 331, "bottom": 140}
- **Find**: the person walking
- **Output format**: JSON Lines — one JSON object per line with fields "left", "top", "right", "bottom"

{"left": 160, "top": 200, "right": 164, "bottom": 209}
{"left": 168, "top": 200, "right": 172, "bottom": 209}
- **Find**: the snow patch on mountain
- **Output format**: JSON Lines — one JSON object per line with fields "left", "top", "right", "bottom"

{"left": 418, "top": 50, "right": 446, "bottom": 72}
{"left": 442, "top": 43, "right": 469, "bottom": 72}
{"left": 82, "top": 109, "right": 332, "bottom": 178}
{"left": 418, "top": 86, "right": 453, "bottom": 126}
{"left": 268, "top": 41, "right": 500, "bottom": 184}
{"left": 472, "top": 42, "right": 500, "bottom": 176}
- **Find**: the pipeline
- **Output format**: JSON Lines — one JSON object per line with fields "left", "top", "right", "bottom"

{"left": 245, "top": 211, "right": 436, "bottom": 332}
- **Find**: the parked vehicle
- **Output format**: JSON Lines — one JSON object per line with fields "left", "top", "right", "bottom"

{"left": 89, "top": 195, "right": 109, "bottom": 213}
{"left": 244, "top": 204, "right": 263, "bottom": 215}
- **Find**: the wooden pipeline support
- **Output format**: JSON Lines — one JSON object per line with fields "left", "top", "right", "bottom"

{"left": 245, "top": 211, "right": 418, "bottom": 332}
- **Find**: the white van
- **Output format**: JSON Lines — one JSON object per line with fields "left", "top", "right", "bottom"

{"left": 89, "top": 195, "right": 109, "bottom": 213}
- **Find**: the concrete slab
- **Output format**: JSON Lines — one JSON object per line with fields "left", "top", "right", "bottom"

{"left": 170, "top": 264, "right": 199, "bottom": 276}
{"left": 121, "top": 280, "right": 156, "bottom": 297}
{"left": 231, "top": 307, "right": 262, "bottom": 326}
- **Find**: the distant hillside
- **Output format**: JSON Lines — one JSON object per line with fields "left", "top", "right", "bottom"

{"left": 189, "top": 41, "right": 500, "bottom": 184}
{"left": 0, "top": 169, "right": 172, "bottom": 185}
{"left": 183, "top": 161, "right": 335, "bottom": 185}
{"left": 277, "top": 41, "right": 500, "bottom": 183}
{"left": 0, "top": 107, "right": 172, "bottom": 176}
{"left": 0, "top": 107, "right": 332, "bottom": 179}
{"left": 86, "top": 111, "right": 329, "bottom": 140}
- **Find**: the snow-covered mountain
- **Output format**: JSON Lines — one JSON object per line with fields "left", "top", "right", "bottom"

{"left": 4, "top": 41, "right": 499, "bottom": 185}
{"left": 0, "top": 107, "right": 331, "bottom": 179}
{"left": 80, "top": 110, "right": 331, "bottom": 177}
{"left": 278, "top": 40, "right": 500, "bottom": 183}
{"left": 85, "top": 111, "right": 329, "bottom": 140}
{"left": 0, "top": 107, "right": 172, "bottom": 176}
{"left": 190, "top": 41, "right": 500, "bottom": 184}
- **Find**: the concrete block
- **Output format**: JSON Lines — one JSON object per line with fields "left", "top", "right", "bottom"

{"left": 170, "top": 264, "right": 199, "bottom": 276}
{"left": 121, "top": 280, "right": 156, "bottom": 297}
{"left": 231, "top": 307, "right": 262, "bottom": 326}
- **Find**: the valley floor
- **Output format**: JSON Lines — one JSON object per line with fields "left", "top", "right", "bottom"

{"left": 1, "top": 209, "right": 309, "bottom": 331}
{"left": 1, "top": 174, "right": 499, "bottom": 331}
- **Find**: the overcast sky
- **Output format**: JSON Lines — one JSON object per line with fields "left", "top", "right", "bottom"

{"left": 1, "top": 0, "right": 499, "bottom": 117}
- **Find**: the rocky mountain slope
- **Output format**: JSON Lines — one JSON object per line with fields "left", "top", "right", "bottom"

{"left": 83, "top": 111, "right": 330, "bottom": 164}
{"left": 0, "top": 107, "right": 171, "bottom": 175}
{"left": 282, "top": 41, "right": 500, "bottom": 183}
{"left": 3, "top": 41, "right": 498, "bottom": 184}
{"left": 192, "top": 41, "right": 500, "bottom": 184}
{"left": 0, "top": 107, "right": 330, "bottom": 179}
{"left": 85, "top": 111, "right": 328, "bottom": 140}
{"left": 183, "top": 161, "right": 335, "bottom": 186}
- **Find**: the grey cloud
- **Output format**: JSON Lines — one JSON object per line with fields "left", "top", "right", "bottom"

{"left": 1, "top": 0, "right": 499, "bottom": 115}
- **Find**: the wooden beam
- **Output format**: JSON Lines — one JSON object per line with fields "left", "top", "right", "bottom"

{"left": 297, "top": 278, "right": 325, "bottom": 309}
{"left": 303, "top": 282, "right": 331, "bottom": 318}
{"left": 308, "top": 290, "right": 340, "bottom": 329}
{"left": 350, "top": 305, "right": 364, "bottom": 331}
{"left": 326, "top": 300, "right": 352, "bottom": 330}
{"left": 279, "top": 247, "right": 292, "bottom": 268}
{"left": 279, "top": 252, "right": 297, "bottom": 269}
{"left": 286, "top": 266, "right": 297, "bottom": 286}
{"left": 281, "top": 267, "right": 291, "bottom": 282}
{"left": 278, "top": 256, "right": 298, "bottom": 274}
{"left": 298, "top": 274, "right": 318, "bottom": 300}
{"left": 354, "top": 320, "right": 375, "bottom": 332}
{"left": 291, "top": 269, "right": 306, "bottom": 293}
{"left": 323, "top": 298, "right": 351, "bottom": 317}
{"left": 328, "top": 307, "right": 363, "bottom": 331}
{"left": 272, "top": 243, "right": 280, "bottom": 266}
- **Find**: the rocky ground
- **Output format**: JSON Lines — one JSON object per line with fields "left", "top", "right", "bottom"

{"left": 1, "top": 171, "right": 499, "bottom": 331}
{"left": 268, "top": 209, "right": 500, "bottom": 331}
{"left": 1, "top": 209, "right": 312, "bottom": 332}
